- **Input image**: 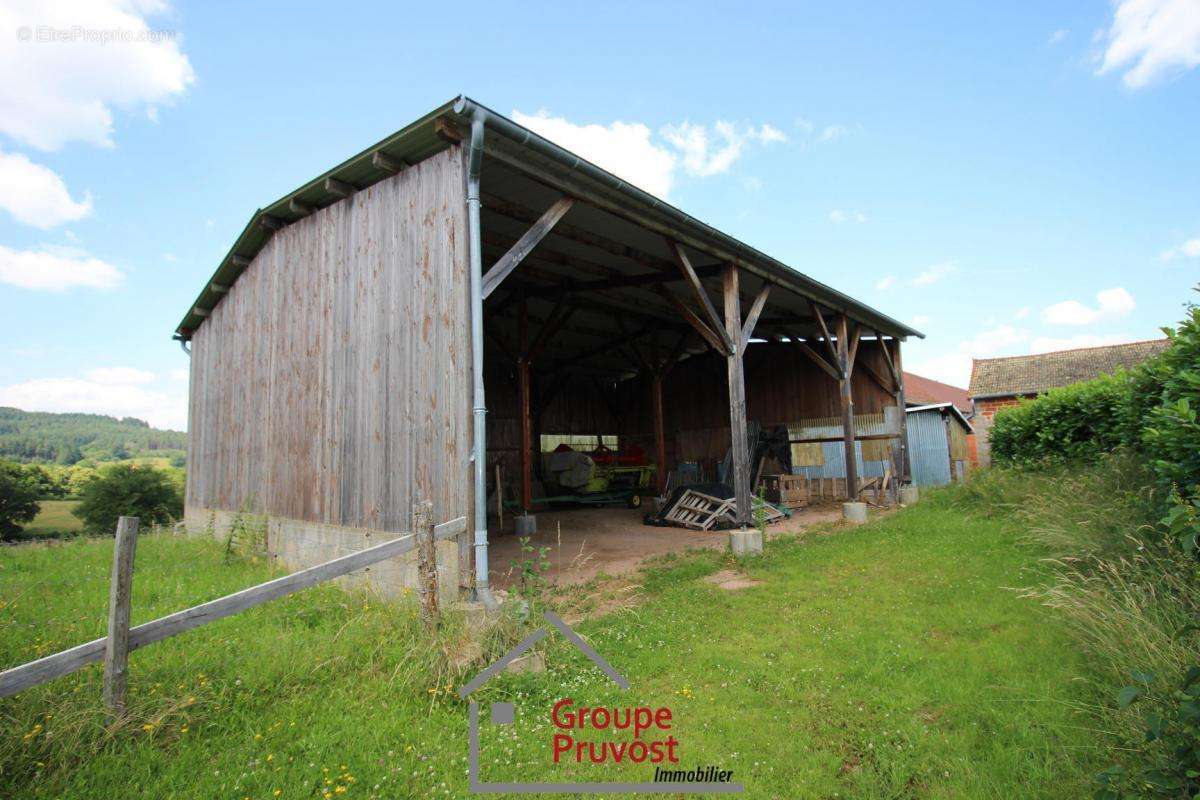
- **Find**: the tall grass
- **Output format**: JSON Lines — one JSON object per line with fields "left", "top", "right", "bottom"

{"left": 941, "top": 454, "right": 1200, "bottom": 784}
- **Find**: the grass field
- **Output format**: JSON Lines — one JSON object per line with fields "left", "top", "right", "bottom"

{"left": 16, "top": 500, "right": 83, "bottom": 538}
{"left": 0, "top": 493, "right": 1102, "bottom": 799}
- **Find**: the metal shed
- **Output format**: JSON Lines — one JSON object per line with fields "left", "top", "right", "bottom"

{"left": 905, "top": 403, "right": 973, "bottom": 487}
{"left": 175, "top": 96, "right": 923, "bottom": 600}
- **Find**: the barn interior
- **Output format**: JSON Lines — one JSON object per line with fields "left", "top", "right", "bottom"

{"left": 474, "top": 133, "right": 918, "bottom": 588}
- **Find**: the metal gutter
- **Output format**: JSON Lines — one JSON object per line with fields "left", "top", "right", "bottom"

{"left": 465, "top": 110, "right": 497, "bottom": 608}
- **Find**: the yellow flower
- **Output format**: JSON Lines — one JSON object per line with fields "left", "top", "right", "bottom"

{"left": 142, "top": 723, "right": 155, "bottom": 732}
{"left": 181, "top": 726, "right": 189, "bottom": 733}
{"left": 255, "top": 733, "right": 263, "bottom": 740}
{"left": 274, "top": 791, "right": 282, "bottom": 797}
{"left": 267, "top": 754, "right": 274, "bottom": 762}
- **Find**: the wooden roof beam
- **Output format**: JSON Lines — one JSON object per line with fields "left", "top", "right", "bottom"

{"left": 668, "top": 241, "right": 733, "bottom": 354}
{"left": 482, "top": 192, "right": 678, "bottom": 273}
{"left": 481, "top": 196, "right": 575, "bottom": 299}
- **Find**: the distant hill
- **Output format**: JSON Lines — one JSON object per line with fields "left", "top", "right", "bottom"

{"left": 0, "top": 407, "right": 186, "bottom": 465}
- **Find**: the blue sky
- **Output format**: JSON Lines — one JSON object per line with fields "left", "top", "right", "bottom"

{"left": 0, "top": 0, "right": 1197, "bottom": 429}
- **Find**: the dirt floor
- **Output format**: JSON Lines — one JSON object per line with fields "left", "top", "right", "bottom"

{"left": 486, "top": 502, "right": 845, "bottom": 589}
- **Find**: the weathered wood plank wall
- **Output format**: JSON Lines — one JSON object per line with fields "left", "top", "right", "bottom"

{"left": 186, "top": 147, "right": 471, "bottom": 535}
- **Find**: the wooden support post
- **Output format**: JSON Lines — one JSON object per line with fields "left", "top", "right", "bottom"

{"left": 103, "top": 516, "right": 139, "bottom": 716}
{"left": 890, "top": 338, "right": 912, "bottom": 482}
{"left": 413, "top": 501, "right": 439, "bottom": 629}
{"left": 837, "top": 316, "right": 859, "bottom": 500}
{"left": 518, "top": 359, "right": 533, "bottom": 513}
{"left": 723, "top": 264, "right": 752, "bottom": 527}
{"left": 652, "top": 373, "right": 666, "bottom": 494}
{"left": 518, "top": 294, "right": 533, "bottom": 514}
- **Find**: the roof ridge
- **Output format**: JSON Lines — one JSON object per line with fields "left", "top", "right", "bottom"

{"left": 971, "top": 337, "right": 1168, "bottom": 364}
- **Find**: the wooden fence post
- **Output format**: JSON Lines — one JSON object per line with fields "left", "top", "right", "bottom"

{"left": 103, "top": 516, "right": 139, "bottom": 716}
{"left": 413, "top": 501, "right": 439, "bottom": 628}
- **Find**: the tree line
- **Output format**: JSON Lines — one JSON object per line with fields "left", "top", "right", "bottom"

{"left": 0, "top": 407, "right": 186, "bottom": 465}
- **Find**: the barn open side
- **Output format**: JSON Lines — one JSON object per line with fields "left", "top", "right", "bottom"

{"left": 174, "top": 96, "right": 923, "bottom": 600}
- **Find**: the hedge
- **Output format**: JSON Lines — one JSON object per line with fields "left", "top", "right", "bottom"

{"left": 990, "top": 290, "right": 1199, "bottom": 503}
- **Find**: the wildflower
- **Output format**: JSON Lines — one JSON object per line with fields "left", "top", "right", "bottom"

{"left": 182, "top": 726, "right": 189, "bottom": 733}
{"left": 274, "top": 791, "right": 282, "bottom": 797}
{"left": 267, "top": 754, "right": 274, "bottom": 762}
{"left": 255, "top": 733, "right": 263, "bottom": 740}
{"left": 142, "top": 723, "right": 155, "bottom": 732}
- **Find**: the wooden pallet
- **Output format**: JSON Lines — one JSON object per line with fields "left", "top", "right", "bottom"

{"left": 664, "top": 490, "right": 734, "bottom": 530}
{"left": 665, "top": 490, "right": 787, "bottom": 530}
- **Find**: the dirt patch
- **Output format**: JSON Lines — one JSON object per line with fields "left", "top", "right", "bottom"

{"left": 702, "top": 569, "right": 763, "bottom": 590}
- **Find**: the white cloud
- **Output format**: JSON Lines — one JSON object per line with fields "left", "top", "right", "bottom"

{"left": 818, "top": 124, "right": 850, "bottom": 142}
{"left": 513, "top": 110, "right": 787, "bottom": 198}
{"left": 0, "top": 0, "right": 195, "bottom": 150}
{"left": 0, "top": 149, "right": 92, "bottom": 228}
{"left": 910, "top": 314, "right": 931, "bottom": 327}
{"left": 755, "top": 123, "right": 788, "bottom": 144}
{"left": 0, "top": 375, "right": 187, "bottom": 430}
{"left": 829, "top": 209, "right": 868, "bottom": 224}
{"left": 0, "top": 243, "right": 122, "bottom": 290}
{"left": 1014, "top": 306, "right": 1031, "bottom": 319}
{"left": 1042, "top": 287, "right": 1136, "bottom": 325}
{"left": 660, "top": 120, "right": 788, "bottom": 178}
{"left": 1161, "top": 236, "right": 1200, "bottom": 260}
{"left": 86, "top": 366, "right": 154, "bottom": 385}
{"left": 906, "top": 324, "right": 1028, "bottom": 386}
{"left": 912, "top": 261, "right": 957, "bottom": 286}
{"left": 1098, "top": 0, "right": 1200, "bottom": 89}
{"left": 168, "top": 368, "right": 188, "bottom": 381}
{"left": 1030, "top": 334, "right": 1129, "bottom": 353}
{"left": 513, "top": 110, "right": 674, "bottom": 197}
{"left": 875, "top": 275, "right": 896, "bottom": 290}
{"left": 1049, "top": 29, "right": 1069, "bottom": 45}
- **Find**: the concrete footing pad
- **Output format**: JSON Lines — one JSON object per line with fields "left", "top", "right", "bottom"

{"left": 842, "top": 502, "right": 868, "bottom": 524}
{"left": 729, "top": 528, "right": 764, "bottom": 556}
{"left": 899, "top": 486, "right": 920, "bottom": 506}
{"left": 514, "top": 514, "right": 537, "bottom": 536}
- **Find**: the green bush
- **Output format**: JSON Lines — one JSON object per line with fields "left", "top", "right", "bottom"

{"left": 989, "top": 371, "right": 1136, "bottom": 464}
{"left": 71, "top": 463, "right": 182, "bottom": 534}
{"left": 0, "top": 460, "right": 41, "bottom": 541}
{"left": 1141, "top": 301, "right": 1200, "bottom": 504}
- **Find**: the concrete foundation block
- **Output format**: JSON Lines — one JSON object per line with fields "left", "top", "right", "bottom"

{"left": 899, "top": 486, "right": 920, "bottom": 506}
{"left": 728, "top": 528, "right": 764, "bottom": 557}
{"left": 842, "top": 502, "right": 868, "bottom": 524}
{"left": 514, "top": 514, "right": 537, "bottom": 537}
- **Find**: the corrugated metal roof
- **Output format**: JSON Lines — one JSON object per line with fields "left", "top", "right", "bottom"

{"left": 175, "top": 95, "right": 923, "bottom": 343}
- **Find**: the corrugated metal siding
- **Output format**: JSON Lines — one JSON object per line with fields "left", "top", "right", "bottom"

{"left": 907, "top": 409, "right": 952, "bottom": 487}
{"left": 787, "top": 411, "right": 896, "bottom": 480}
{"left": 186, "top": 146, "right": 471, "bottom": 534}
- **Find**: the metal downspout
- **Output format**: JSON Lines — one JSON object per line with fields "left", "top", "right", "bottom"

{"left": 462, "top": 101, "right": 497, "bottom": 609}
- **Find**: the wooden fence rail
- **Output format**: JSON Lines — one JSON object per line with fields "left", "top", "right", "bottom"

{"left": 0, "top": 513, "right": 467, "bottom": 700}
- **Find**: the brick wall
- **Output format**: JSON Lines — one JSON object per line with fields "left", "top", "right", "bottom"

{"left": 971, "top": 394, "right": 1035, "bottom": 466}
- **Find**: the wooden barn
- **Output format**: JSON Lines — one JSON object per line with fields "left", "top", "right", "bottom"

{"left": 175, "top": 97, "right": 923, "bottom": 601}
